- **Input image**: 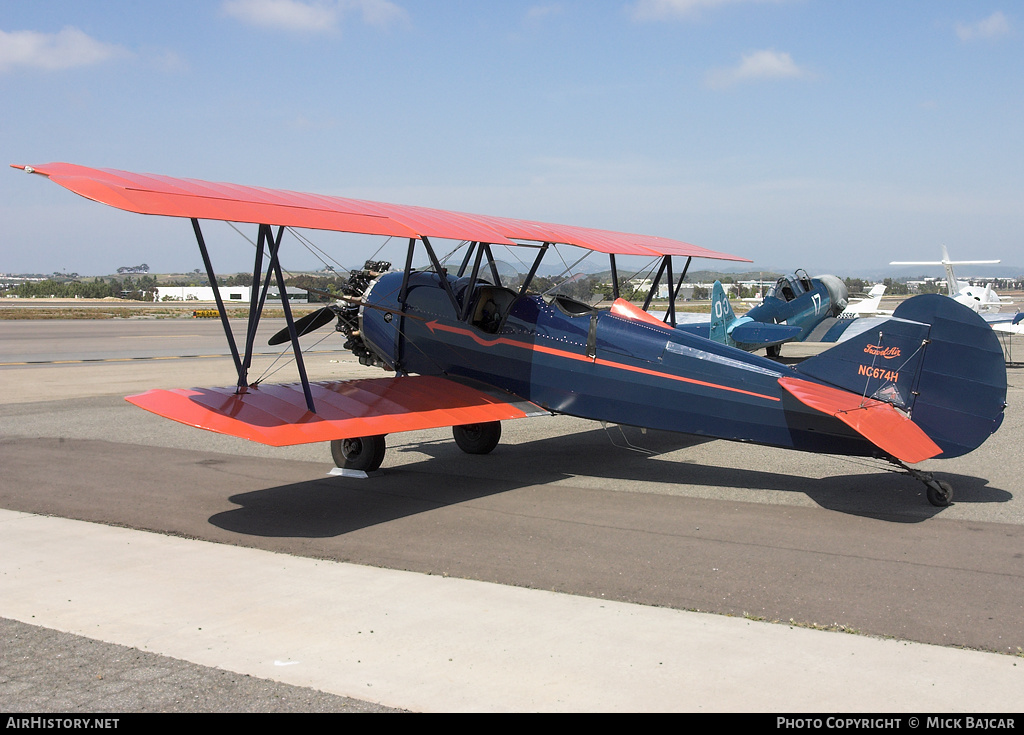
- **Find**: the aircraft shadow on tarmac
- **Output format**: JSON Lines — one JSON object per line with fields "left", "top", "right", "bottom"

{"left": 209, "top": 427, "right": 1012, "bottom": 538}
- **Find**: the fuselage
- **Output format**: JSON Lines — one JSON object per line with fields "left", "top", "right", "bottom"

{"left": 359, "top": 271, "right": 876, "bottom": 458}
{"left": 954, "top": 284, "right": 1005, "bottom": 314}
{"left": 743, "top": 273, "right": 849, "bottom": 344}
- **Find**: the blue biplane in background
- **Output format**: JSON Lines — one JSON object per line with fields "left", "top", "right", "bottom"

{"left": 673, "top": 271, "right": 849, "bottom": 356}
{"left": 14, "top": 163, "right": 1008, "bottom": 506}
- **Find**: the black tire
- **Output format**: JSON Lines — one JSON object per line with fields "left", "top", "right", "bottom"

{"left": 452, "top": 422, "right": 501, "bottom": 455}
{"left": 331, "top": 435, "right": 386, "bottom": 471}
{"left": 765, "top": 344, "right": 781, "bottom": 358}
{"left": 926, "top": 480, "right": 953, "bottom": 507}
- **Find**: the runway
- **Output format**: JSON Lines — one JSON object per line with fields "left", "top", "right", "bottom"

{"left": 1, "top": 319, "right": 1022, "bottom": 712}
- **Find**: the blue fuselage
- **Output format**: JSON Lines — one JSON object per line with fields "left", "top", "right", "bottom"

{"left": 742, "top": 275, "right": 847, "bottom": 344}
{"left": 358, "top": 271, "right": 875, "bottom": 458}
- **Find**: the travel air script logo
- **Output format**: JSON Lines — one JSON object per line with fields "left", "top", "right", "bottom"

{"left": 859, "top": 343, "right": 903, "bottom": 383}
{"left": 863, "top": 344, "right": 901, "bottom": 359}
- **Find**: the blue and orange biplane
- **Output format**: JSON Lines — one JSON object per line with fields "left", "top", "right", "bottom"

{"left": 14, "top": 163, "right": 1008, "bottom": 506}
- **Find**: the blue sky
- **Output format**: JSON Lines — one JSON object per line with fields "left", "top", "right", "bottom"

{"left": 2, "top": 1, "right": 1022, "bottom": 277}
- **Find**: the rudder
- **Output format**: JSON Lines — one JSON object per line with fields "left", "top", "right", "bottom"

{"left": 709, "top": 280, "right": 735, "bottom": 345}
{"left": 795, "top": 294, "right": 1005, "bottom": 458}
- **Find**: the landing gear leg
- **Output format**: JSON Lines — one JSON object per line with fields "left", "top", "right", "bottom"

{"left": 331, "top": 435, "right": 387, "bottom": 472}
{"left": 890, "top": 459, "right": 953, "bottom": 507}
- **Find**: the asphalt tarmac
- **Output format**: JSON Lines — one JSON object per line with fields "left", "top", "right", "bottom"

{"left": 1, "top": 318, "right": 1022, "bottom": 712}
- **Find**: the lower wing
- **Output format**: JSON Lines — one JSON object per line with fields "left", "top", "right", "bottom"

{"left": 127, "top": 375, "right": 548, "bottom": 447}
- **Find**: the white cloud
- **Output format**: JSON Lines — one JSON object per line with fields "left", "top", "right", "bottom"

{"left": 151, "top": 49, "right": 190, "bottom": 73}
{"left": 955, "top": 11, "right": 1011, "bottom": 41}
{"left": 705, "top": 48, "right": 809, "bottom": 88}
{"left": 630, "top": 0, "right": 783, "bottom": 21}
{"left": 526, "top": 5, "right": 563, "bottom": 23}
{"left": 0, "top": 27, "right": 124, "bottom": 73}
{"left": 351, "top": 0, "right": 409, "bottom": 28}
{"left": 222, "top": 0, "right": 339, "bottom": 32}
{"left": 221, "top": 0, "right": 407, "bottom": 33}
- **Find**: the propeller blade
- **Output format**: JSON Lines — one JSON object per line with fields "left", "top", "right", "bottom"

{"left": 268, "top": 306, "right": 337, "bottom": 346}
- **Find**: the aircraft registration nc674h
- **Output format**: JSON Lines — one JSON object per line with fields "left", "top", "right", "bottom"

{"left": 14, "top": 163, "right": 1008, "bottom": 507}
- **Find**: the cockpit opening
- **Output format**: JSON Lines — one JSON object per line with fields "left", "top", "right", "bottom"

{"left": 471, "top": 286, "right": 519, "bottom": 333}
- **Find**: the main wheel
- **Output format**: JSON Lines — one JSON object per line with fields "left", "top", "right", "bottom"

{"left": 452, "top": 422, "right": 501, "bottom": 455}
{"left": 331, "top": 435, "right": 386, "bottom": 471}
{"left": 926, "top": 480, "right": 953, "bottom": 507}
{"left": 766, "top": 344, "right": 781, "bottom": 358}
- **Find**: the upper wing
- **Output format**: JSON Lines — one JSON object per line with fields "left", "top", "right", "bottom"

{"left": 13, "top": 162, "right": 749, "bottom": 262}
{"left": 126, "top": 375, "right": 548, "bottom": 447}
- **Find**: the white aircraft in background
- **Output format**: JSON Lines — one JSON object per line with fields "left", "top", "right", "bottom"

{"left": 890, "top": 246, "right": 1022, "bottom": 336}
{"left": 890, "top": 246, "right": 1012, "bottom": 315}
{"left": 837, "top": 283, "right": 889, "bottom": 318}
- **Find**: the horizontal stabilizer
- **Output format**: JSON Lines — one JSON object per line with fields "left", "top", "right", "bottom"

{"left": 779, "top": 377, "right": 941, "bottom": 463}
{"left": 126, "top": 376, "right": 546, "bottom": 447}
{"left": 729, "top": 321, "right": 803, "bottom": 348}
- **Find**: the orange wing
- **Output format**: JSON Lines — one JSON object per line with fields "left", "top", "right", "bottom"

{"left": 13, "top": 162, "right": 749, "bottom": 261}
{"left": 127, "top": 376, "right": 547, "bottom": 447}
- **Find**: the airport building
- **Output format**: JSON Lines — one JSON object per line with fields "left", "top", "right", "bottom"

{"left": 153, "top": 286, "right": 308, "bottom": 302}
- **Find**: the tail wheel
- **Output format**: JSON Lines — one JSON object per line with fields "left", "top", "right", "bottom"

{"left": 453, "top": 422, "right": 502, "bottom": 454}
{"left": 926, "top": 480, "right": 954, "bottom": 507}
{"left": 331, "top": 435, "right": 386, "bottom": 471}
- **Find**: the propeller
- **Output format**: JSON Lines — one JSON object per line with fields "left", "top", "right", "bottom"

{"left": 268, "top": 305, "right": 339, "bottom": 345}
{"left": 264, "top": 260, "right": 417, "bottom": 354}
